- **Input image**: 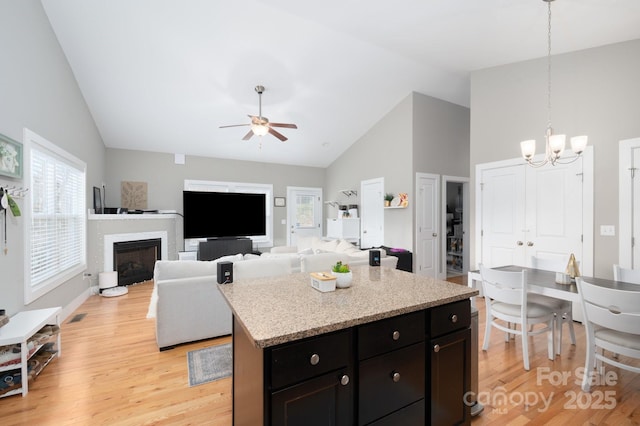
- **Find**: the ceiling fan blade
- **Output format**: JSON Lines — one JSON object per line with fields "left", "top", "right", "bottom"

{"left": 220, "top": 124, "right": 250, "bottom": 128}
{"left": 269, "top": 123, "right": 298, "bottom": 129}
{"left": 242, "top": 130, "right": 254, "bottom": 140}
{"left": 268, "top": 127, "right": 288, "bottom": 142}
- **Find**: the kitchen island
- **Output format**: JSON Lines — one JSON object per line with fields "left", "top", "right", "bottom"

{"left": 218, "top": 265, "right": 478, "bottom": 425}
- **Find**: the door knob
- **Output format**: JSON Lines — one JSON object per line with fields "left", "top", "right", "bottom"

{"left": 516, "top": 241, "right": 523, "bottom": 246}
{"left": 527, "top": 241, "right": 534, "bottom": 247}
{"left": 432, "top": 233, "right": 438, "bottom": 237}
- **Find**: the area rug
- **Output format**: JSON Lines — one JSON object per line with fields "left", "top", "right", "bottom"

{"left": 187, "top": 343, "right": 232, "bottom": 387}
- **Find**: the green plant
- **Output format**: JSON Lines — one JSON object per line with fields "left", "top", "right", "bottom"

{"left": 384, "top": 193, "right": 395, "bottom": 202}
{"left": 331, "top": 261, "right": 350, "bottom": 273}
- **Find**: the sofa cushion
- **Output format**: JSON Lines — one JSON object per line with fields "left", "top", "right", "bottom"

{"left": 312, "top": 238, "right": 339, "bottom": 254}
{"left": 153, "top": 253, "right": 243, "bottom": 281}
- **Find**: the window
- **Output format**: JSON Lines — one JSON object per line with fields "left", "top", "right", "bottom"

{"left": 24, "top": 129, "right": 86, "bottom": 304}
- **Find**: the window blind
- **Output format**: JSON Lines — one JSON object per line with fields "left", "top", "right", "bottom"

{"left": 29, "top": 142, "right": 85, "bottom": 287}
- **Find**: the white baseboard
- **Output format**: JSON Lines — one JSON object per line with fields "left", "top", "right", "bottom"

{"left": 61, "top": 287, "right": 92, "bottom": 322}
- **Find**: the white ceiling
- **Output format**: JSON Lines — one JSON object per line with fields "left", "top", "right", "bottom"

{"left": 41, "top": 0, "right": 640, "bottom": 167}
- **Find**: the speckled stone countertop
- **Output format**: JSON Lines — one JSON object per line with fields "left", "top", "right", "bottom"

{"left": 217, "top": 265, "right": 478, "bottom": 349}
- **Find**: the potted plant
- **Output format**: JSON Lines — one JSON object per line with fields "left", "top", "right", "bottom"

{"left": 331, "top": 261, "right": 353, "bottom": 288}
{"left": 384, "top": 193, "right": 394, "bottom": 207}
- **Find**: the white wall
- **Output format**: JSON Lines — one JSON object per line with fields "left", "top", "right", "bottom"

{"left": 0, "top": 0, "right": 106, "bottom": 315}
{"left": 470, "top": 39, "right": 640, "bottom": 279}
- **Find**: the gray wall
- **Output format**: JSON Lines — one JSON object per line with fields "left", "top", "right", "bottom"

{"left": 0, "top": 0, "right": 106, "bottom": 315}
{"left": 470, "top": 39, "right": 640, "bottom": 279}
{"left": 104, "top": 148, "right": 325, "bottom": 248}
{"left": 326, "top": 92, "right": 470, "bottom": 252}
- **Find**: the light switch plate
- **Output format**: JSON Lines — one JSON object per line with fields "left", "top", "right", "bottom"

{"left": 600, "top": 225, "right": 615, "bottom": 236}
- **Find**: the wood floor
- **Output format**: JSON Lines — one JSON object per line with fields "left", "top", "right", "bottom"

{"left": 1, "top": 278, "right": 638, "bottom": 425}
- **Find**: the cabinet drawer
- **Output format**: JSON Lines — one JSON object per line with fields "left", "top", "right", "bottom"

{"left": 429, "top": 299, "right": 470, "bottom": 337}
{"left": 358, "top": 311, "right": 424, "bottom": 360}
{"left": 368, "top": 399, "right": 425, "bottom": 426}
{"left": 359, "top": 342, "right": 425, "bottom": 425}
{"left": 270, "top": 330, "right": 351, "bottom": 390}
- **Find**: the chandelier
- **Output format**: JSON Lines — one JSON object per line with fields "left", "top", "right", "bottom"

{"left": 520, "top": 0, "right": 587, "bottom": 168}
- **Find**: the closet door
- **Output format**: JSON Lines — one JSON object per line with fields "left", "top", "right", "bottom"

{"left": 479, "top": 164, "right": 526, "bottom": 267}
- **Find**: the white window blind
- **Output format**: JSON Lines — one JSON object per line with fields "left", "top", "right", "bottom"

{"left": 24, "top": 129, "right": 86, "bottom": 303}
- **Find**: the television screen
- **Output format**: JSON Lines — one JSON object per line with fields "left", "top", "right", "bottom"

{"left": 183, "top": 191, "right": 267, "bottom": 239}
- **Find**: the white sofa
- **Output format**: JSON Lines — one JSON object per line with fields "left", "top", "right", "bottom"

{"left": 153, "top": 256, "right": 291, "bottom": 350}
{"left": 151, "top": 238, "right": 398, "bottom": 350}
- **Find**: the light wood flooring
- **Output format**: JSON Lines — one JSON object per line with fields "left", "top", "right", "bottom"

{"left": 0, "top": 278, "right": 638, "bottom": 425}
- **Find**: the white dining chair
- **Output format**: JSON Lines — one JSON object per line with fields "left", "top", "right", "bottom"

{"left": 577, "top": 277, "right": 640, "bottom": 392}
{"left": 480, "top": 265, "right": 555, "bottom": 371}
{"left": 612, "top": 264, "right": 640, "bottom": 283}
{"left": 529, "top": 255, "right": 576, "bottom": 354}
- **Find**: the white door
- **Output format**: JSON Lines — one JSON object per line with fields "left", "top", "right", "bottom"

{"left": 287, "top": 187, "right": 322, "bottom": 247}
{"left": 360, "top": 178, "right": 384, "bottom": 248}
{"left": 618, "top": 138, "right": 640, "bottom": 269}
{"left": 477, "top": 154, "right": 590, "bottom": 271}
{"left": 525, "top": 160, "right": 583, "bottom": 263}
{"left": 479, "top": 164, "right": 527, "bottom": 268}
{"left": 416, "top": 173, "right": 439, "bottom": 278}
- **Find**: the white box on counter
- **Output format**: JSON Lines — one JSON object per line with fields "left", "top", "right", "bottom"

{"left": 310, "top": 272, "right": 336, "bottom": 292}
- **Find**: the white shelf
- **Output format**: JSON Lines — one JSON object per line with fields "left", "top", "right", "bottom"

{"left": 384, "top": 206, "right": 406, "bottom": 210}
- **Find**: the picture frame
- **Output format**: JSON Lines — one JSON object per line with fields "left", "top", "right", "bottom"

{"left": 274, "top": 197, "right": 286, "bottom": 207}
{"left": 0, "top": 133, "right": 23, "bottom": 179}
{"left": 93, "top": 186, "right": 103, "bottom": 214}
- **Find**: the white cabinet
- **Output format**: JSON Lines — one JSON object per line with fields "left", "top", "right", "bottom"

{"left": 327, "top": 218, "right": 360, "bottom": 243}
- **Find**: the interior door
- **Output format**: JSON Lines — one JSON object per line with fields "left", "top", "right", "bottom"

{"left": 479, "top": 165, "right": 526, "bottom": 267}
{"left": 416, "top": 173, "right": 439, "bottom": 278}
{"left": 360, "top": 178, "right": 384, "bottom": 248}
{"left": 526, "top": 159, "right": 583, "bottom": 263}
{"left": 287, "top": 187, "right": 322, "bottom": 247}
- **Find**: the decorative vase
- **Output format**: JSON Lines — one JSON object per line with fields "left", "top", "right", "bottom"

{"left": 334, "top": 271, "right": 353, "bottom": 288}
{"left": 384, "top": 200, "right": 391, "bottom": 207}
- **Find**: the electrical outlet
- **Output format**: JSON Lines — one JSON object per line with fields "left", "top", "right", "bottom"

{"left": 600, "top": 225, "right": 615, "bottom": 236}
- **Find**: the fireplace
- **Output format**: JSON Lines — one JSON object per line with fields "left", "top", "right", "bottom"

{"left": 113, "top": 238, "right": 161, "bottom": 286}
{"left": 103, "top": 231, "right": 168, "bottom": 284}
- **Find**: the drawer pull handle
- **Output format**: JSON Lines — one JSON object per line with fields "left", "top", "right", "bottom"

{"left": 392, "top": 371, "right": 401, "bottom": 382}
{"left": 392, "top": 330, "right": 400, "bottom": 341}
{"left": 340, "top": 374, "right": 350, "bottom": 386}
{"left": 310, "top": 354, "right": 320, "bottom": 365}
{"left": 450, "top": 314, "right": 458, "bottom": 323}
{"left": 433, "top": 344, "right": 440, "bottom": 353}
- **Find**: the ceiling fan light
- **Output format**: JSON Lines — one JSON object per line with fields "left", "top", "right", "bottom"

{"left": 251, "top": 123, "right": 269, "bottom": 136}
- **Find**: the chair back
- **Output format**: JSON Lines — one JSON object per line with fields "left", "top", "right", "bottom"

{"left": 612, "top": 264, "right": 640, "bottom": 284}
{"left": 480, "top": 265, "right": 527, "bottom": 306}
{"left": 530, "top": 255, "right": 568, "bottom": 272}
{"left": 577, "top": 277, "right": 640, "bottom": 336}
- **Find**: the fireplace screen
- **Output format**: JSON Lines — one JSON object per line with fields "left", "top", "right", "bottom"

{"left": 113, "top": 238, "right": 161, "bottom": 286}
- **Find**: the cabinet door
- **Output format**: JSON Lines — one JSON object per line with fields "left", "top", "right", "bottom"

{"left": 271, "top": 368, "right": 353, "bottom": 426}
{"left": 429, "top": 328, "right": 471, "bottom": 426}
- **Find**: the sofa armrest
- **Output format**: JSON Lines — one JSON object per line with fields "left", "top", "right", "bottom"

{"left": 156, "top": 276, "right": 231, "bottom": 349}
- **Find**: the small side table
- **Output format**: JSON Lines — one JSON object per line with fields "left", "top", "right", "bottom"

{"left": 0, "top": 307, "right": 62, "bottom": 396}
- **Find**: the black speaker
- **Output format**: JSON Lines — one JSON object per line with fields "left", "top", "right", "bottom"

{"left": 369, "top": 250, "right": 381, "bottom": 266}
{"left": 217, "top": 261, "right": 233, "bottom": 284}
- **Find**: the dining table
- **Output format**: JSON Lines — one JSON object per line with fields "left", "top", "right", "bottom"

{"left": 467, "top": 265, "right": 640, "bottom": 304}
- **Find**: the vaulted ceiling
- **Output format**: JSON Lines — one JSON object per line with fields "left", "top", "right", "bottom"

{"left": 41, "top": 0, "right": 640, "bottom": 167}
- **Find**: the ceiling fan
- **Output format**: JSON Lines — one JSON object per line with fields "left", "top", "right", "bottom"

{"left": 220, "top": 85, "right": 298, "bottom": 142}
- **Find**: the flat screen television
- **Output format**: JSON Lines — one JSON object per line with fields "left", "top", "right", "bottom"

{"left": 183, "top": 191, "right": 267, "bottom": 239}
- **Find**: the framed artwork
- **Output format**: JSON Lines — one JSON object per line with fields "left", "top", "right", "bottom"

{"left": 274, "top": 197, "right": 286, "bottom": 207}
{"left": 0, "top": 133, "right": 23, "bottom": 179}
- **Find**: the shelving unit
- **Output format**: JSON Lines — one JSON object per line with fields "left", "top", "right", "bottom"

{"left": 447, "top": 236, "right": 464, "bottom": 274}
{"left": 0, "top": 307, "right": 61, "bottom": 397}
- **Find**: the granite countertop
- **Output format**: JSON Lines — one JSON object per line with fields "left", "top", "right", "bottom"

{"left": 217, "top": 265, "right": 478, "bottom": 348}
